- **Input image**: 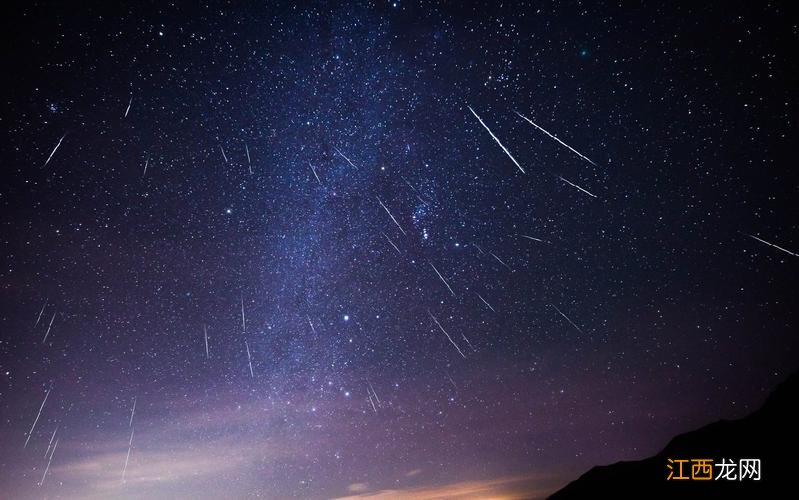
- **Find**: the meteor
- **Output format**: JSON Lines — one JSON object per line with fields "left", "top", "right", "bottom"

{"left": 24, "top": 387, "right": 52, "bottom": 448}
{"left": 333, "top": 146, "right": 359, "bottom": 170}
{"left": 550, "top": 304, "right": 584, "bottom": 334}
{"left": 428, "top": 311, "right": 466, "bottom": 359}
{"left": 741, "top": 232, "right": 798, "bottom": 257}
{"left": 557, "top": 175, "right": 597, "bottom": 198}
{"left": 124, "top": 96, "right": 133, "bottom": 118}
{"left": 468, "top": 106, "right": 524, "bottom": 174}
{"left": 429, "top": 261, "right": 456, "bottom": 298}
{"left": 43, "top": 134, "right": 65, "bottom": 168}
{"left": 516, "top": 111, "right": 597, "bottom": 167}
{"left": 34, "top": 299, "right": 48, "bottom": 328}
{"left": 477, "top": 293, "right": 496, "bottom": 313}
{"left": 377, "top": 196, "right": 407, "bottom": 236}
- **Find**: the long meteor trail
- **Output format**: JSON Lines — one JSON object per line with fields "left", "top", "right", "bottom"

{"left": 429, "top": 262, "right": 456, "bottom": 297}
{"left": 43, "top": 134, "right": 66, "bottom": 168}
{"left": 383, "top": 232, "right": 400, "bottom": 254}
{"left": 44, "top": 426, "right": 58, "bottom": 458}
{"left": 39, "top": 438, "right": 58, "bottom": 486}
{"left": 25, "top": 387, "right": 52, "bottom": 448}
{"left": 245, "top": 340, "right": 254, "bottom": 378}
{"left": 477, "top": 293, "right": 496, "bottom": 313}
{"left": 428, "top": 312, "right": 466, "bottom": 359}
{"left": 333, "top": 146, "right": 359, "bottom": 170}
{"left": 204, "top": 324, "right": 209, "bottom": 359}
{"left": 550, "top": 304, "right": 584, "bottom": 334}
{"left": 124, "top": 96, "right": 132, "bottom": 118}
{"left": 245, "top": 143, "right": 252, "bottom": 174}
{"left": 128, "top": 396, "right": 136, "bottom": 427}
{"left": 557, "top": 175, "right": 597, "bottom": 198}
{"left": 240, "top": 296, "right": 246, "bottom": 333}
{"left": 489, "top": 251, "right": 512, "bottom": 271}
{"left": 122, "top": 426, "right": 134, "bottom": 482}
{"left": 516, "top": 111, "right": 598, "bottom": 167}
{"left": 34, "top": 299, "right": 48, "bottom": 328}
{"left": 309, "top": 162, "right": 321, "bottom": 184}
{"left": 42, "top": 311, "right": 56, "bottom": 344}
{"left": 468, "top": 106, "right": 524, "bottom": 174}
{"left": 520, "top": 235, "right": 550, "bottom": 244}
{"left": 741, "top": 232, "right": 798, "bottom": 257}
{"left": 377, "top": 197, "right": 406, "bottom": 236}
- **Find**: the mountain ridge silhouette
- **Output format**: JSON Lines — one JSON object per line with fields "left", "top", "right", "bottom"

{"left": 548, "top": 370, "right": 799, "bottom": 499}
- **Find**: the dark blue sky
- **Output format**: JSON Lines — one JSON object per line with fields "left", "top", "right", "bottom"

{"left": 1, "top": 1, "right": 797, "bottom": 498}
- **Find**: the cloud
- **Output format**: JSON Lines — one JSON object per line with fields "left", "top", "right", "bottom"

{"left": 334, "top": 473, "right": 554, "bottom": 500}
{"left": 49, "top": 436, "right": 285, "bottom": 499}
{"left": 347, "top": 482, "right": 370, "bottom": 492}
{"left": 39, "top": 398, "right": 305, "bottom": 499}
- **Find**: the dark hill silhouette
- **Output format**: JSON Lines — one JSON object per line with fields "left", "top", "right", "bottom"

{"left": 549, "top": 371, "right": 799, "bottom": 499}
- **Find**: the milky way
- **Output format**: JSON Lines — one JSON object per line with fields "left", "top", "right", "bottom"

{"left": 1, "top": 2, "right": 797, "bottom": 499}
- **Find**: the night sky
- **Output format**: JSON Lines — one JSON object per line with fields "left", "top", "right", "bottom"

{"left": 1, "top": 1, "right": 798, "bottom": 499}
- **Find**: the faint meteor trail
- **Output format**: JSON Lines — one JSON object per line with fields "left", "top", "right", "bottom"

{"left": 307, "top": 317, "right": 317, "bottom": 335}
{"left": 377, "top": 196, "right": 406, "bottom": 236}
{"left": 25, "top": 387, "right": 52, "bottom": 448}
{"left": 468, "top": 106, "right": 524, "bottom": 174}
{"left": 366, "top": 382, "right": 380, "bottom": 412}
{"left": 245, "top": 340, "right": 254, "bottom": 378}
{"left": 142, "top": 157, "right": 149, "bottom": 178}
{"left": 124, "top": 96, "right": 132, "bottom": 118}
{"left": 382, "top": 232, "right": 400, "bottom": 254}
{"left": 333, "top": 146, "right": 359, "bottom": 169}
{"left": 472, "top": 243, "right": 486, "bottom": 255}
{"left": 245, "top": 143, "right": 252, "bottom": 173}
{"left": 520, "top": 234, "right": 550, "bottom": 244}
{"left": 401, "top": 175, "right": 429, "bottom": 206}
{"left": 368, "top": 382, "right": 380, "bottom": 404}
{"left": 44, "top": 425, "right": 58, "bottom": 458}
{"left": 240, "top": 296, "right": 246, "bottom": 333}
{"left": 367, "top": 390, "right": 377, "bottom": 413}
{"left": 429, "top": 261, "right": 456, "bottom": 297}
{"left": 515, "top": 111, "right": 598, "bottom": 167}
{"left": 309, "top": 162, "right": 321, "bottom": 184}
{"left": 34, "top": 298, "right": 48, "bottom": 328}
{"left": 428, "top": 311, "right": 466, "bottom": 359}
{"left": 43, "top": 134, "right": 65, "bottom": 168}
{"left": 122, "top": 427, "right": 134, "bottom": 482}
{"left": 219, "top": 145, "right": 229, "bottom": 163}
{"left": 489, "top": 251, "right": 512, "bottom": 271}
{"left": 741, "top": 232, "right": 798, "bottom": 257}
{"left": 128, "top": 396, "right": 136, "bottom": 427}
{"left": 204, "top": 324, "right": 209, "bottom": 359}
{"left": 39, "top": 438, "right": 58, "bottom": 486}
{"left": 477, "top": 293, "right": 496, "bottom": 313}
{"left": 557, "top": 175, "right": 597, "bottom": 198}
{"left": 550, "top": 304, "right": 584, "bottom": 334}
{"left": 461, "top": 332, "right": 475, "bottom": 351}
{"left": 42, "top": 311, "right": 56, "bottom": 343}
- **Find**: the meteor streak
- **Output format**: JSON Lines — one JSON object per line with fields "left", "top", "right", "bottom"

{"left": 515, "top": 111, "right": 598, "bottom": 167}
{"left": 557, "top": 175, "right": 597, "bottom": 198}
{"left": 43, "top": 134, "right": 65, "bottom": 168}
{"left": 468, "top": 106, "right": 524, "bottom": 174}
